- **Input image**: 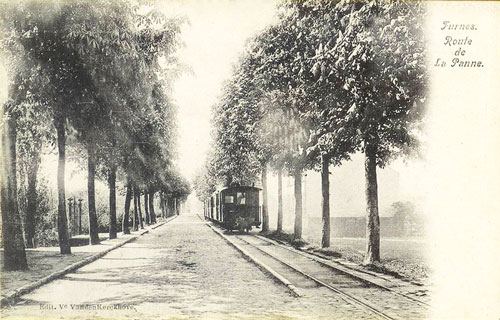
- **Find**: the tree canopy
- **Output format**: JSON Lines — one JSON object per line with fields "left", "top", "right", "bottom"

{"left": 194, "top": 0, "right": 427, "bottom": 262}
{"left": 1, "top": 0, "right": 191, "bottom": 268}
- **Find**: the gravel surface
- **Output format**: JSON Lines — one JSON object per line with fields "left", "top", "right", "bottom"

{"left": 1, "top": 230, "right": 144, "bottom": 298}
{"left": 1, "top": 213, "right": 388, "bottom": 319}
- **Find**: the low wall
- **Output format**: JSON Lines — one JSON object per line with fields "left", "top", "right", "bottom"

{"left": 306, "top": 216, "right": 407, "bottom": 238}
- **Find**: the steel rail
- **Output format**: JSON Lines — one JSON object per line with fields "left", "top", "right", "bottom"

{"left": 253, "top": 234, "right": 429, "bottom": 307}
{"left": 235, "top": 235, "right": 398, "bottom": 320}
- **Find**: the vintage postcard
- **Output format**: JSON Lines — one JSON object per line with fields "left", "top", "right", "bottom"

{"left": 1, "top": 0, "right": 499, "bottom": 319}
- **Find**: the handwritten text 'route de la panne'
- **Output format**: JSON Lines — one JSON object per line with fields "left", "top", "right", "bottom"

{"left": 434, "top": 21, "right": 484, "bottom": 68}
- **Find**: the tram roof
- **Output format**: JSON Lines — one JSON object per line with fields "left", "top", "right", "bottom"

{"left": 214, "top": 185, "right": 262, "bottom": 193}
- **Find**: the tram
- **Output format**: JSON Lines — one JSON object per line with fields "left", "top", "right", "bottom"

{"left": 204, "top": 185, "right": 261, "bottom": 232}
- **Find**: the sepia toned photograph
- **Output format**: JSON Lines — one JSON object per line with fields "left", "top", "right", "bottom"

{"left": 1, "top": 0, "right": 499, "bottom": 319}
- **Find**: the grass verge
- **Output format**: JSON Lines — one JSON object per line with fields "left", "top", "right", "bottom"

{"left": 263, "top": 230, "right": 429, "bottom": 285}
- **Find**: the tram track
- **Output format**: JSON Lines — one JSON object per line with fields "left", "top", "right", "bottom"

{"left": 233, "top": 234, "right": 398, "bottom": 320}
{"left": 252, "top": 234, "right": 430, "bottom": 306}
{"left": 201, "top": 215, "right": 428, "bottom": 319}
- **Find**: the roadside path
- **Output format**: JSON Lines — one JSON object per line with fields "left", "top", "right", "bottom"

{"left": 1, "top": 218, "right": 173, "bottom": 307}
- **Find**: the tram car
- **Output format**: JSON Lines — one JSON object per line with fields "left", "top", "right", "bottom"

{"left": 204, "top": 185, "right": 261, "bottom": 232}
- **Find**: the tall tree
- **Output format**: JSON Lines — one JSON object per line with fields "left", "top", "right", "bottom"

{"left": 144, "top": 192, "right": 150, "bottom": 225}
{"left": 1, "top": 0, "right": 187, "bottom": 252}
{"left": 14, "top": 1, "right": 84, "bottom": 254}
{"left": 86, "top": 146, "right": 100, "bottom": 244}
{"left": 329, "top": 0, "right": 427, "bottom": 263}
{"left": 122, "top": 180, "right": 132, "bottom": 234}
{"left": 108, "top": 163, "right": 118, "bottom": 239}
{"left": 1, "top": 102, "right": 28, "bottom": 270}
{"left": 149, "top": 191, "right": 156, "bottom": 223}
{"left": 277, "top": 166, "right": 283, "bottom": 233}
{"left": 288, "top": 0, "right": 357, "bottom": 248}
{"left": 138, "top": 191, "right": 144, "bottom": 229}
{"left": 132, "top": 186, "right": 139, "bottom": 231}
{"left": 12, "top": 63, "right": 54, "bottom": 249}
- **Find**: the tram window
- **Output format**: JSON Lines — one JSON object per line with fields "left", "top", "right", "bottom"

{"left": 236, "top": 192, "right": 246, "bottom": 205}
{"left": 224, "top": 195, "right": 234, "bottom": 204}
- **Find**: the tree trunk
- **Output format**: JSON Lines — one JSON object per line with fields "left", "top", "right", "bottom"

{"left": 25, "top": 160, "right": 39, "bottom": 248}
{"left": 87, "top": 147, "right": 100, "bottom": 245}
{"left": 132, "top": 187, "right": 139, "bottom": 231}
{"left": 170, "top": 197, "right": 173, "bottom": 217}
{"left": 160, "top": 194, "right": 165, "bottom": 218}
{"left": 164, "top": 198, "right": 168, "bottom": 217}
{"left": 1, "top": 112, "right": 28, "bottom": 269}
{"left": 277, "top": 166, "right": 283, "bottom": 234}
{"left": 166, "top": 197, "right": 170, "bottom": 217}
{"left": 171, "top": 197, "right": 174, "bottom": 216}
{"left": 55, "top": 119, "right": 71, "bottom": 254}
{"left": 170, "top": 197, "right": 174, "bottom": 217}
{"left": 321, "top": 154, "right": 331, "bottom": 248}
{"left": 137, "top": 190, "right": 144, "bottom": 229}
{"left": 261, "top": 164, "right": 269, "bottom": 233}
{"left": 149, "top": 191, "right": 156, "bottom": 223}
{"left": 293, "top": 169, "right": 302, "bottom": 241}
{"left": 108, "top": 165, "right": 117, "bottom": 239}
{"left": 122, "top": 181, "right": 132, "bottom": 234}
{"left": 144, "top": 192, "right": 150, "bottom": 225}
{"left": 364, "top": 144, "right": 380, "bottom": 264}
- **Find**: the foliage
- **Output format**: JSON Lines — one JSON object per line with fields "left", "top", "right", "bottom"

{"left": 195, "top": 0, "right": 427, "bottom": 263}
{"left": 0, "top": 0, "right": 191, "bottom": 250}
{"left": 390, "top": 201, "right": 416, "bottom": 219}
{"left": 315, "top": 0, "right": 427, "bottom": 165}
{"left": 193, "top": 151, "right": 218, "bottom": 200}
{"left": 210, "top": 75, "right": 261, "bottom": 186}
{"left": 247, "top": 17, "right": 313, "bottom": 174}
{"left": 19, "top": 178, "right": 58, "bottom": 247}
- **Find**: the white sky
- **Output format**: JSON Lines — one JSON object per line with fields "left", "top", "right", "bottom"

{"left": 157, "top": 0, "right": 278, "bottom": 181}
